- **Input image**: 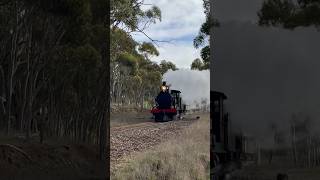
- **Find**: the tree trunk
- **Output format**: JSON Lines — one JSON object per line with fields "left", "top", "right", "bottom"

{"left": 292, "top": 123, "right": 297, "bottom": 166}
{"left": 7, "top": 23, "right": 18, "bottom": 135}
{"left": 308, "top": 135, "right": 311, "bottom": 168}
{"left": 140, "top": 89, "right": 144, "bottom": 112}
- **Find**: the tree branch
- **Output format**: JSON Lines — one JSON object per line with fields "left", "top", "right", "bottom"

{"left": 133, "top": 27, "right": 174, "bottom": 47}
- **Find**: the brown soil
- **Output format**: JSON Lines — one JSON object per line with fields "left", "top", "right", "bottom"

{"left": 0, "top": 137, "right": 106, "bottom": 180}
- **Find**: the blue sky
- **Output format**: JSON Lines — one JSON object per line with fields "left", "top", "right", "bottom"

{"left": 132, "top": 0, "right": 206, "bottom": 69}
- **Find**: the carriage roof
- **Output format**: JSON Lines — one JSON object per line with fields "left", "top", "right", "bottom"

{"left": 212, "top": 91, "right": 227, "bottom": 99}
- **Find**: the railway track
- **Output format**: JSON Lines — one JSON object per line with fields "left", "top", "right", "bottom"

{"left": 110, "top": 114, "right": 201, "bottom": 169}
{"left": 111, "top": 121, "right": 156, "bottom": 131}
{"left": 111, "top": 114, "right": 199, "bottom": 132}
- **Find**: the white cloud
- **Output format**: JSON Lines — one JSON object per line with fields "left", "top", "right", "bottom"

{"left": 151, "top": 42, "right": 202, "bottom": 69}
{"left": 137, "top": 0, "right": 205, "bottom": 40}
{"left": 132, "top": 0, "right": 206, "bottom": 68}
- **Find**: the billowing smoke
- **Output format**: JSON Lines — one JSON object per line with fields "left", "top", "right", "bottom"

{"left": 163, "top": 69, "right": 209, "bottom": 109}
{"left": 212, "top": 21, "right": 320, "bottom": 146}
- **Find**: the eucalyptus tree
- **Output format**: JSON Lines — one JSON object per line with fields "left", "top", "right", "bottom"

{"left": 192, "top": 0, "right": 218, "bottom": 70}
{"left": 191, "top": 58, "right": 205, "bottom": 70}
{"left": 110, "top": 0, "right": 161, "bottom": 33}
{"left": 110, "top": 1, "right": 162, "bottom": 108}
{"left": 135, "top": 42, "right": 161, "bottom": 109}
{"left": 159, "top": 60, "right": 178, "bottom": 75}
{"left": 0, "top": 0, "right": 108, "bottom": 151}
{"left": 258, "top": 0, "right": 320, "bottom": 29}
{"left": 115, "top": 52, "right": 139, "bottom": 104}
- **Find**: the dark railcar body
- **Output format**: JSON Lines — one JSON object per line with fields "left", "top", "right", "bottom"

{"left": 211, "top": 91, "right": 229, "bottom": 163}
{"left": 211, "top": 91, "right": 256, "bottom": 180}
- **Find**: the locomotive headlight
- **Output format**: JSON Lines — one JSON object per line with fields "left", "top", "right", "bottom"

{"left": 161, "top": 86, "right": 166, "bottom": 91}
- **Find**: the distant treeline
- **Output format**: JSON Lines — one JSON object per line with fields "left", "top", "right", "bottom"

{"left": 0, "top": 0, "right": 108, "bottom": 152}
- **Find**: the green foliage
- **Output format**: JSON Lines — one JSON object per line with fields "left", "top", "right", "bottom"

{"left": 117, "top": 52, "right": 139, "bottom": 75}
{"left": 258, "top": 0, "right": 320, "bottom": 29}
{"left": 111, "top": 28, "right": 137, "bottom": 62}
{"left": 132, "top": 75, "right": 143, "bottom": 86}
{"left": 194, "top": 17, "right": 209, "bottom": 48}
{"left": 138, "top": 42, "right": 159, "bottom": 58}
{"left": 144, "top": 6, "right": 161, "bottom": 21}
{"left": 110, "top": 0, "right": 141, "bottom": 29}
{"left": 110, "top": 0, "right": 161, "bottom": 31}
{"left": 191, "top": 58, "right": 206, "bottom": 71}
{"left": 159, "top": 60, "right": 178, "bottom": 74}
{"left": 193, "top": 0, "right": 217, "bottom": 70}
{"left": 110, "top": 1, "right": 165, "bottom": 108}
{"left": 109, "top": 1, "right": 163, "bottom": 107}
{"left": 117, "top": 52, "right": 138, "bottom": 67}
{"left": 200, "top": 46, "right": 210, "bottom": 65}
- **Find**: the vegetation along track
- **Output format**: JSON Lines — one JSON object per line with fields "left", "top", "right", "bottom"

{"left": 110, "top": 115, "right": 200, "bottom": 168}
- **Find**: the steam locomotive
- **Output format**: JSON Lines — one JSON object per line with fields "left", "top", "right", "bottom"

{"left": 211, "top": 91, "right": 256, "bottom": 178}
{"left": 151, "top": 82, "right": 186, "bottom": 122}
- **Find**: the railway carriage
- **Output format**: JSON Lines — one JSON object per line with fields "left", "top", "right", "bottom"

{"left": 211, "top": 91, "right": 256, "bottom": 179}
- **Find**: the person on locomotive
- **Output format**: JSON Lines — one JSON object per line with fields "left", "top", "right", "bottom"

{"left": 155, "top": 82, "right": 172, "bottom": 109}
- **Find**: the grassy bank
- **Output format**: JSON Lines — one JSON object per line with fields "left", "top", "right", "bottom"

{"left": 111, "top": 113, "right": 210, "bottom": 180}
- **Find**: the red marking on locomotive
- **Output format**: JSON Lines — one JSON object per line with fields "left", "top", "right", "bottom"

{"left": 150, "top": 108, "right": 177, "bottom": 114}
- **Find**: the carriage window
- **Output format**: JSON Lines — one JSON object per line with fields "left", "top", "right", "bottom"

{"left": 214, "top": 100, "right": 219, "bottom": 112}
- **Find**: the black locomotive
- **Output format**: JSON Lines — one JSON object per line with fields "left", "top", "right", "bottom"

{"left": 151, "top": 82, "right": 186, "bottom": 122}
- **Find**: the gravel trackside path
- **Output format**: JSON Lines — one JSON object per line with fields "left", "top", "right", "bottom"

{"left": 110, "top": 116, "right": 199, "bottom": 169}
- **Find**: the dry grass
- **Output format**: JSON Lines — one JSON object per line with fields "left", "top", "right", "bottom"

{"left": 111, "top": 113, "right": 210, "bottom": 180}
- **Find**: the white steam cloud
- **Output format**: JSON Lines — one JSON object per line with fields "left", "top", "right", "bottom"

{"left": 163, "top": 69, "right": 210, "bottom": 109}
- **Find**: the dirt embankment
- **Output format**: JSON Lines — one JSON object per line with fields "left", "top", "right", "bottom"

{"left": 0, "top": 138, "right": 106, "bottom": 180}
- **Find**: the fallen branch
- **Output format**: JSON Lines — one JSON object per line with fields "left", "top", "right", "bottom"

{"left": 0, "top": 144, "right": 33, "bottom": 162}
